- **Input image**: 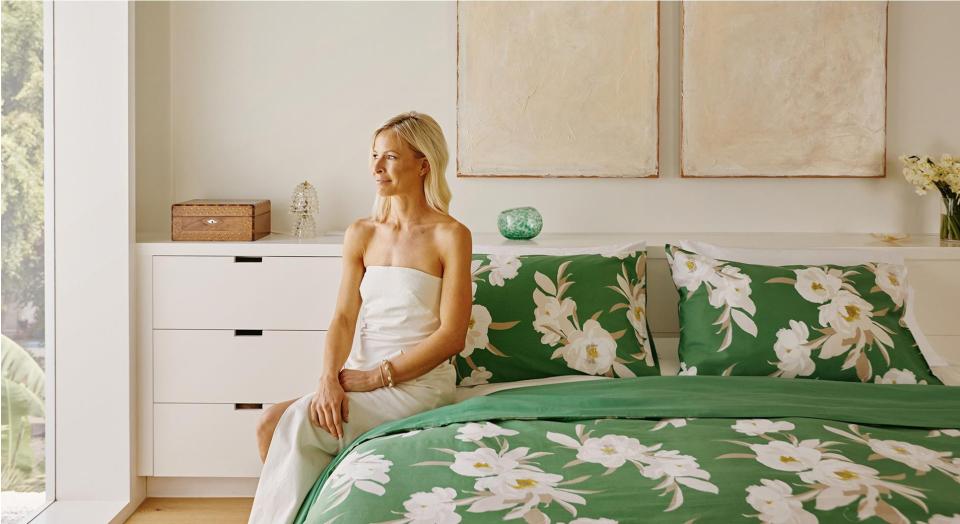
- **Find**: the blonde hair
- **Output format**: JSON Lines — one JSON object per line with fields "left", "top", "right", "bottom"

{"left": 370, "top": 111, "right": 451, "bottom": 223}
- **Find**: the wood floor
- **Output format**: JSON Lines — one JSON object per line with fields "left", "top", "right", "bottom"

{"left": 125, "top": 498, "right": 253, "bottom": 523}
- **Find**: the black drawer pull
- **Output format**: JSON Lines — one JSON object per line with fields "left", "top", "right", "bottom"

{"left": 234, "top": 256, "right": 262, "bottom": 263}
{"left": 234, "top": 329, "right": 263, "bottom": 336}
{"left": 234, "top": 403, "right": 263, "bottom": 410}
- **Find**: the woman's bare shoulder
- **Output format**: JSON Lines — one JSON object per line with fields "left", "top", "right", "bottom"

{"left": 347, "top": 217, "right": 377, "bottom": 234}
{"left": 343, "top": 218, "right": 376, "bottom": 257}
{"left": 433, "top": 217, "right": 472, "bottom": 256}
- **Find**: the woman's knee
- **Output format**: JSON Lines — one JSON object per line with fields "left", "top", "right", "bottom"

{"left": 256, "top": 399, "right": 297, "bottom": 444}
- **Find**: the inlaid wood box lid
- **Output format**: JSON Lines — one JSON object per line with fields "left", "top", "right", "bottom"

{"left": 171, "top": 199, "right": 271, "bottom": 217}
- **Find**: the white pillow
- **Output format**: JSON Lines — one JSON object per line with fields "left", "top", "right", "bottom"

{"left": 679, "top": 241, "right": 952, "bottom": 384}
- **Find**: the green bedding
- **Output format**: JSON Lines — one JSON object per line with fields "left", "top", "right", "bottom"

{"left": 293, "top": 377, "right": 960, "bottom": 524}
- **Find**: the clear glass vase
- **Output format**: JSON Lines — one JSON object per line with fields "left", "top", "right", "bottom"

{"left": 941, "top": 195, "right": 960, "bottom": 245}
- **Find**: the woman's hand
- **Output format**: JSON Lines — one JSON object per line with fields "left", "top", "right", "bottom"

{"left": 339, "top": 368, "right": 381, "bottom": 393}
{"left": 309, "top": 375, "right": 349, "bottom": 440}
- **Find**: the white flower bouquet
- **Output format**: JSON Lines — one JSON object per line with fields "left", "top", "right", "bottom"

{"left": 900, "top": 154, "right": 960, "bottom": 242}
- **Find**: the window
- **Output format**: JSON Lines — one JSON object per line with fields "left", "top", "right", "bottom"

{"left": 1, "top": 1, "right": 54, "bottom": 522}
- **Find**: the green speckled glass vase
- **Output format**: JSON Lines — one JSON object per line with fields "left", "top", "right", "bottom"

{"left": 497, "top": 206, "right": 543, "bottom": 240}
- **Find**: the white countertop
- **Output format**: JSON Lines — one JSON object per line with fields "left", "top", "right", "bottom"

{"left": 136, "top": 231, "right": 960, "bottom": 259}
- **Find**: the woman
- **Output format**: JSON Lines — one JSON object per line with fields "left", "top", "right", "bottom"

{"left": 248, "top": 111, "right": 472, "bottom": 524}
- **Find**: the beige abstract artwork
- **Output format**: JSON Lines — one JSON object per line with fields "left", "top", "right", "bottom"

{"left": 681, "top": 2, "right": 887, "bottom": 178}
{"left": 458, "top": 2, "right": 659, "bottom": 178}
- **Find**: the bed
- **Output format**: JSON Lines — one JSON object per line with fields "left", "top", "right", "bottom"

{"left": 291, "top": 242, "right": 960, "bottom": 523}
{"left": 291, "top": 376, "right": 960, "bottom": 524}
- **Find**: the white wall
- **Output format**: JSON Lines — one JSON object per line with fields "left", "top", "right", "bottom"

{"left": 135, "top": 1, "right": 960, "bottom": 237}
{"left": 54, "top": 0, "right": 143, "bottom": 513}
{"left": 134, "top": 1, "right": 170, "bottom": 236}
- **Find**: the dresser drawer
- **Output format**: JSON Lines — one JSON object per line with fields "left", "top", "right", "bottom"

{"left": 154, "top": 330, "right": 324, "bottom": 403}
{"left": 153, "top": 256, "right": 340, "bottom": 330}
{"left": 154, "top": 403, "right": 271, "bottom": 477}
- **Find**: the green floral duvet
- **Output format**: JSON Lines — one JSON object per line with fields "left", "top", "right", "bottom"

{"left": 293, "top": 377, "right": 960, "bottom": 524}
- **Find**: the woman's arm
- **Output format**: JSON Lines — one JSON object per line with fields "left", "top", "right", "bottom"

{"left": 386, "top": 223, "right": 473, "bottom": 382}
{"left": 310, "top": 220, "right": 368, "bottom": 439}
{"left": 320, "top": 220, "right": 367, "bottom": 379}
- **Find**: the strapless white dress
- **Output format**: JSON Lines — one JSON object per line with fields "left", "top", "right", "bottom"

{"left": 248, "top": 266, "right": 456, "bottom": 524}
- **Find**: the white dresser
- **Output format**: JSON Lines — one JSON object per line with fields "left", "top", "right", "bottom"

{"left": 135, "top": 232, "right": 960, "bottom": 496}
{"left": 137, "top": 235, "right": 346, "bottom": 492}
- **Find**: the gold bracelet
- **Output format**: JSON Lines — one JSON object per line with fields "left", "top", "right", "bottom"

{"left": 381, "top": 359, "right": 395, "bottom": 387}
{"left": 384, "top": 360, "right": 394, "bottom": 387}
{"left": 377, "top": 364, "right": 386, "bottom": 388}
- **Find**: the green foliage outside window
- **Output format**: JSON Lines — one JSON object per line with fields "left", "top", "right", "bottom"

{"left": 1, "top": 0, "right": 47, "bottom": 495}
{"left": 2, "top": 0, "right": 46, "bottom": 339}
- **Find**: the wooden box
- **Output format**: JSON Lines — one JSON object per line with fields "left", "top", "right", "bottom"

{"left": 171, "top": 199, "right": 271, "bottom": 241}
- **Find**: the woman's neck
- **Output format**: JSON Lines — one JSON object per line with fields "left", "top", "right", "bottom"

{"left": 387, "top": 193, "right": 432, "bottom": 230}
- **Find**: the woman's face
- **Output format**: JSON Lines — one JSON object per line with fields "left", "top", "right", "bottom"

{"left": 370, "top": 130, "right": 427, "bottom": 197}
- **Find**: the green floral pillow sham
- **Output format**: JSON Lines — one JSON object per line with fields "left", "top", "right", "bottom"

{"left": 665, "top": 245, "right": 940, "bottom": 384}
{"left": 456, "top": 243, "right": 658, "bottom": 385}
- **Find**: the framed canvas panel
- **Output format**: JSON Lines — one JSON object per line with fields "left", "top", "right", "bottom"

{"left": 457, "top": 1, "right": 660, "bottom": 178}
{"left": 681, "top": 2, "right": 887, "bottom": 178}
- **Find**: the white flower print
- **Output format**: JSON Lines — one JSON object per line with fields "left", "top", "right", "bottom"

{"left": 532, "top": 290, "right": 577, "bottom": 347}
{"left": 455, "top": 422, "right": 519, "bottom": 443}
{"left": 669, "top": 250, "right": 720, "bottom": 293}
{"left": 450, "top": 446, "right": 529, "bottom": 478}
{"left": 422, "top": 441, "right": 581, "bottom": 522}
{"left": 459, "top": 367, "right": 492, "bottom": 387}
{"left": 793, "top": 267, "right": 844, "bottom": 304}
{"left": 669, "top": 248, "right": 758, "bottom": 351}
{"left": 607, "top": 256, "right": 654, "bottom": 366}
{"left": 640, "top": 449, "right": 719, "bottom": 508}
{"left": 461, "top": 305, "right": 492, "bottom": 358}
{"left": 874, "top": 368, "right": 925, "bottom": 385}
{"left": 750, "top": 440, "right": 822, "bottom": 472}
{"left": 928, "top": 429, "right": 960, "bottom": 438}
{"left": 469, "top": 468, "right": 587, "bottom": 521}
{"left": 868, "top": 439, "right": 951, "bottom": 473}
{"left": 625, "top": 301, "right": 649, "bottom": 347}
{"left": 651, "top": 418, "right": 689, "bottom": 431}
{"left": 554, "top": 319, "right": 617, "bottom": 375}
{"left": 745, "top": 479, "right": 817, "bottom": 524}
{"left": 770, "top": 265, "right": 901, "bottom": 382}
{"left": 530, "top": 261, "right": 641, "bottom": 377}
{"left": 469, "top": 260, "right": 482, "bottom": 299}
{"left": 772, "top": 321, "right": 815, "bottom": 379}
{"left": 323, "top": 449, "right": 393, "bottom": 511}
{"left": 922, "top": 515, "right": 960, "bottom": 524}
{"left": 487, "top": 255, "right": 521, "bottom": 287}
{"left": 798, "top": 459, "right": 883, "bottom": 511}
{"left": 817, "top": 291, "right": 875, "bottom": 341}
{"left": 576, "top": 434, "right": 648, "bottom": 469}
{"left": 462, "top": 258, "right": 521, "bottom": 371}
{"left": 678, "top": 362, "right": 698, "bottom": 376}
{"left": 707, "top": 266, "right": 757, "bottom": 315}
{"left": 641, "top": 449, "right": 715, "bottom": 487}
{"left": 825, "top": 424, "right": 960, "bottom": 482}
{"left": 398, "top": 487, "right": 461, "bottom": 524}
{"left": 874, "top": 263, "right": 908, "bottom": 308}
{"left": 732, "top": 420, "right": 796, "bottom": 437}
{"left": 567, "top": 519, "right": 618, "bottom": 524}
{"left": 813, "top": 288, "right": 898, "bottom": 382}
{"left": 728, "top": 424, "right": 934, "bottom": 523}
{"left": 547, "top": 425, "right": 717, "bottom": 511}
